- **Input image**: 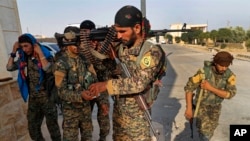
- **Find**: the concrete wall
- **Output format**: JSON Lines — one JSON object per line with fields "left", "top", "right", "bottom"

{"left": 0, "top": 0, "right": 22, "bottom": 79}
{"left": 0, "top": 0, "right": 30, "bottom": 140}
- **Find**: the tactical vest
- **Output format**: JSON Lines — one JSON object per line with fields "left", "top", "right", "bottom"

{"left": 63, "top": 54, "right": 96, "bottom": 90}
{"left": 195, "top": 61, "right": 233, "bottom": 105}
{"left": 118, "top": 41, "right": 167, "bottom": 106}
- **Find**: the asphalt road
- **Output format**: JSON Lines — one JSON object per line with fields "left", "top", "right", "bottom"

{"left": 42, "top": 43, "right": 250, "bottom": 141}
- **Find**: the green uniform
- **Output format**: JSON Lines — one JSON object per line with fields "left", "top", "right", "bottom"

{"left": 105, "top": 41, "right": 165, "bottom": 141}
{"left": 55, "top": 52, "right": 96, "bottom": 141}
{"left": 184, "top": 61, "right": 237, "bottom": 140}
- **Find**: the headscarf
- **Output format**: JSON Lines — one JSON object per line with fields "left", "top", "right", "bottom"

{"left": 17, "top": 33, "right": 52, "bottom": 102}
{"left": 213, "top": 51, "right": 234, "bottom": 67}
{"left": 114, "top": 5, "right": 151, "bottom": 39}
{"left": 114, "top": 5, "right": 142, "bottom": 27}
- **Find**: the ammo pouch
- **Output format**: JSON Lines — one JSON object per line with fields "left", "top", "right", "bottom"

{"left": 143, "top": 84, "right": 160, "bottom": 107}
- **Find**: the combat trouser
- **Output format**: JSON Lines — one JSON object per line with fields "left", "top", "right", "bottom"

{"left": 62, "top": 102, "right": 92, "bottom": 141}
{"left": 27, "top": 96, "right": 61, "bottom": 141}
{"left": 90, "top": 97, "right": 110, "bottom": 141}
{"left": 196, "top": 104, "right": 222, "bottom": 141}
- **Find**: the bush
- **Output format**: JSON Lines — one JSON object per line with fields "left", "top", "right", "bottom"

{"left": 220, "top": 43, "right": 227, "bottom": 49}
{"left": 245, "top": 39, "right": 250, "bottom": 49}
{"left": 175, "top": 37, "right": 181, "bottom": 43}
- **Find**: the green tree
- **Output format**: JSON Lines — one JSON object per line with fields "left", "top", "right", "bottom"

{"left": 231, "top": 26, "right": 246, "bottom": 43}
{"left": 199, "top": 31, "right": 210, "bottom": 45}
{"left": 191, "top": 30, "right": 203, "bottom": 44}
{"left": 175, "top": 36, "right": 181, "bottom": 43}
{"left": 210, "top": 30, "right": 218, "bottom": 44}
{"left": 245, "top": 39, "right": 250, "bottom": 49}
{"left": 246, "top": 29, "right": 250, "bottom": 40}
{"left": 217, "top": 28, "right": 232, "bottom": 43}
{"left": 181, "top": 33, "right": 189, "bottom": 43}
{"left": 165, "top": 34, "right": 173, "bottom": 42}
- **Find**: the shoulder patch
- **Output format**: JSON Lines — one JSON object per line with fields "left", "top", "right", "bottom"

{"left": 142, "top": 56, "right": 151, "bottom": 67}
{"left": 140, "top": 51, "right": 156, "bottom": 69}
{"left": 228, "top": 74, "right": 236, "bottom": 85}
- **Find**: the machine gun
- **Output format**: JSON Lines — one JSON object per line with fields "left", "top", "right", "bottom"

{"left": 148, "top": 23, "right": 192, "bottom": 36}
{"left": 147, "top": 23, "right": 193, "bottom": 43}
{"left": 54, "top": 26, "right": 117, "bottom": 46}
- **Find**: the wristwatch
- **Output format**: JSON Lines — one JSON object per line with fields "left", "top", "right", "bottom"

{"left": 10, "top": 52, "right": 16, "bottom": 58}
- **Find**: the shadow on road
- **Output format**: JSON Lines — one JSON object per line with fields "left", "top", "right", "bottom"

{"left": 152, "top": 55, "right": 182, "bottom": 141}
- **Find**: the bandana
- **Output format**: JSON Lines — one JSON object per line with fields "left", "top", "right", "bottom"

{"left": 213, "top": 51, "right": 234, "bottom": 67}
{"left": 114, "top": 5, "right": 142, "bottom": 27}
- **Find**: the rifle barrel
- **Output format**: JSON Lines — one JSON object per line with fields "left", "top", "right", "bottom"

{"left": 149, "top": 29, "right": 192, "bottom": 36}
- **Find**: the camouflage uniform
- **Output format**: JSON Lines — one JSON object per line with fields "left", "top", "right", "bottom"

{"left": 55, "top": 52, "right": 95, "bottom": 141}
{"left": 184, "top": 61, "right": 237, "bottom": 140}
{"left": 105, "top": 41, "right": 165, "bottom": 141}
{"left": 7, "top": 56, "right": 61, "bottom": 141}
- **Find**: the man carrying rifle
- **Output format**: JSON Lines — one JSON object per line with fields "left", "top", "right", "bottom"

{"left": 79, "top": 20, "right": 113, "bottom": 141}
{"left": 184, "top": 51, "right": 237, "bottom": 140}
{"left": 89, "top": 5, "right": 166, "bottom": 141}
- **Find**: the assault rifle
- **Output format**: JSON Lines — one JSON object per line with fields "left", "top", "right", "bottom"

{"left": 148, "top": 23, "right": 192, "bottom": 36}
{"left": 148, "top": 23, "right": 193, "bottom": 43}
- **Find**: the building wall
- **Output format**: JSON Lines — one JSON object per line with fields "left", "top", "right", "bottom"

{"left": 169, "top": 23, "right": 208, "bottom": 39}
{"left": 0, "top": 0, "right": 22, "bottom": 79}
{"left": 0, "top": 0, "right": 30, "bottom": 140}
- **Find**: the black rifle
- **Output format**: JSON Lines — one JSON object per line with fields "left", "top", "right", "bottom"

{"left": 148, "top": 23, "right": 193, "bottom": 36}
{"left": 54, "top": 26, "right": 117, "bottom": 46}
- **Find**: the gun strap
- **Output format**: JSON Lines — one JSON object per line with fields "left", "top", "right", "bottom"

{"left": 90, "top": 48, "right": 109, "bottom": 60}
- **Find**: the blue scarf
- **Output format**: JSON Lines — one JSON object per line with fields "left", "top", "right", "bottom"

{"left": 17, "top": 33, "right": 52, "bottom": 102}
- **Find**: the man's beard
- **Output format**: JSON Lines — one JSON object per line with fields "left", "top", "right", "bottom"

{"left": 215, "top": 66, "right": 225, "bottom": 74}
{"left": 122, "top": 31, "right": 137, "bottom": 48}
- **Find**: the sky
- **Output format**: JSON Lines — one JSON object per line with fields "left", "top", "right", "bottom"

{"left": 16, "top": 0, "right": 250, "bottom": 37}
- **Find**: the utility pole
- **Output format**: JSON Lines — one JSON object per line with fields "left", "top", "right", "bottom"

{"left": 141, "top": 0, "right": 146, "bottom": 17}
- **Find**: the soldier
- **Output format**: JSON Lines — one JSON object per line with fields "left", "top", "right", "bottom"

{"left": 79, "top": 20, "right": 112, "bottom": 141}
{"left": 184, "top": 51, "right": 237, "bottom": 140}
{"left": 54, "top": 26, "right": 96, "bottom": 141}
{"left": 89, "top": 5, "right": 166, "bottom": 141}
{"left": 6, "top": 33, "right": 61, "bottom": 141}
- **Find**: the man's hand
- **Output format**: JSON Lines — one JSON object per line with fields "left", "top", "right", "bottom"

{"left": 81, "top": 90, "right": 95, "bottom": 101}
{"left": 101, "top": 104, "right": 109, "bottom": 116}
{"left": 200, "top": 80, "right": 213, "bottom": 91}
{"left": 33, "top": 43, "right": 42, "bottom": 54}
{"left": 185, "top": 107, "right": 193, "bottom": 120}
{"left": 88, "top": 82, "right": 107, "bottom": 97}
{"left": 12, "top": 41, "right": 20, "bottom": 53}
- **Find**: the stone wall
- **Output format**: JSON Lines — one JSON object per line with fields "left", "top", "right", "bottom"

{"left": 0, "top": 80, "right": 30, "bottom": 141}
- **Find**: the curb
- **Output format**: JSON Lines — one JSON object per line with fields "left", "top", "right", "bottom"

{"left": 236, "top": 54, "right": 250, "bottom": 59}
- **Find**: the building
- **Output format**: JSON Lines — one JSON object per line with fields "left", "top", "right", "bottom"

{"left": 0, "top": 0, "right": 31, "bottom": 140}
{"left": 169, "top": 23, "right": 208, "bottom": 38}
